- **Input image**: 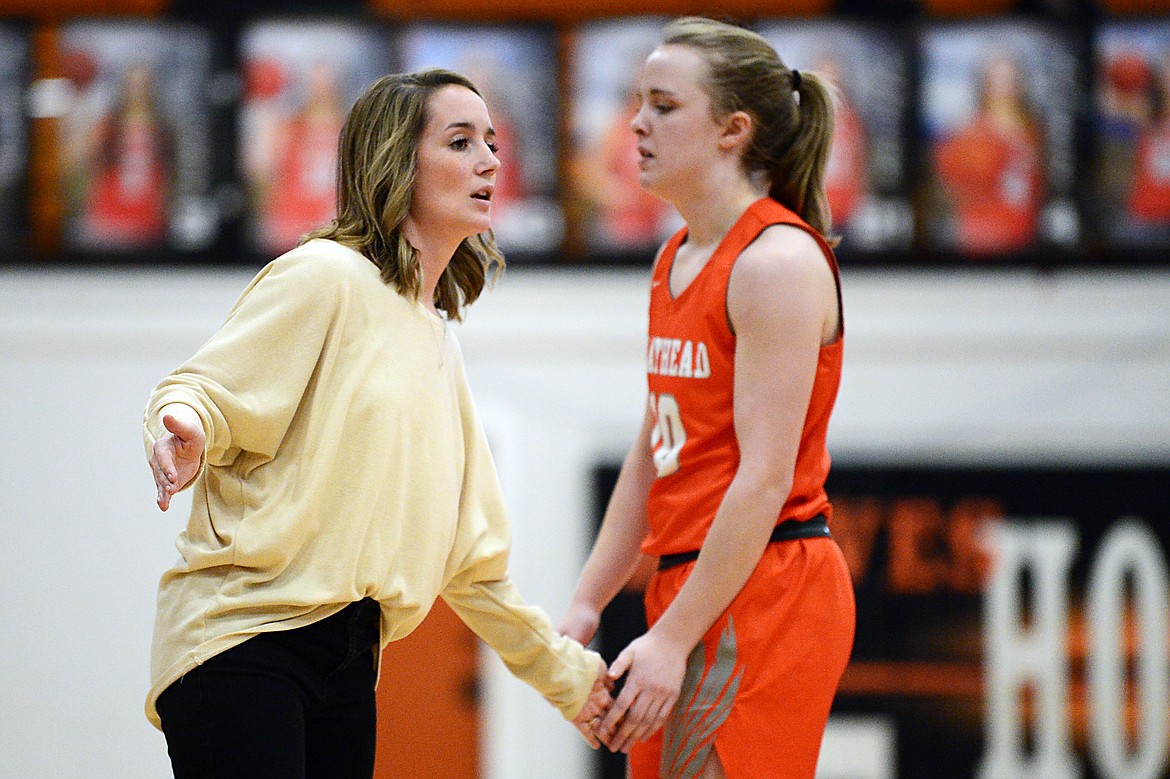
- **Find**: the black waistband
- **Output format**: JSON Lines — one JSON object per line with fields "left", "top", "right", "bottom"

{"left": 657, "top": 514, "right": 830, "bottom": 572}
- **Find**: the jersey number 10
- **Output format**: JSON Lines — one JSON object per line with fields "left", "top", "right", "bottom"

{"left": 650, "top": 392, "right": 686, "bottom": 478}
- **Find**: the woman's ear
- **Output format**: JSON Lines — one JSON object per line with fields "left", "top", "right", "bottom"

{"left": 717, "top": 110, "right": 753, "bottom": 152}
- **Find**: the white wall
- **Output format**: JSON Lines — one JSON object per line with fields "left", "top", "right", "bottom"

{"left": 1, "top": 266, "right": 1168, "bottom": 778}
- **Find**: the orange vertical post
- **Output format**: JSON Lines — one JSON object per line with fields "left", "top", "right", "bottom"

{"left": 374, "top": 600, "right": 482, "bottom": 779}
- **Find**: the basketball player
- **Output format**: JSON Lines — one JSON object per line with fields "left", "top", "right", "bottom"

{"left": 560, "top": 18, "right": 856, "bottom": 779}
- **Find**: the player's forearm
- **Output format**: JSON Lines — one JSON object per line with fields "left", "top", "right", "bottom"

{"left": 571, "top": 446, "right": 655, "bottom": 611}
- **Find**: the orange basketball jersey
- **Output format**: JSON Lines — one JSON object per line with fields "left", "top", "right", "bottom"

{"left": 643, "top": 197, "right": 844, "bottom": 557}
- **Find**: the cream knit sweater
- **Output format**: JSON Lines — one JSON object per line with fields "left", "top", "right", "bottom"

{"left": 143, "top": 238, "right": 599, "bottom": 729}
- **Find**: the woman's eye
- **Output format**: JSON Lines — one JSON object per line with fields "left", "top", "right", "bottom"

{"left": 654, "top": 104, "right": 674, "bottom": 114}
{"left": 450, "top": 138, "right": 469, "bottom": 150}
{"left": 487, "top": 142, "right": 499, "bottom": 154}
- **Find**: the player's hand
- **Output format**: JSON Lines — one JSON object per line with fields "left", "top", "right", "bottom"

{"left": 149, "top": 412, "right": 206, "bottom": 511}
{"left": 571, "top": 661, "right": 615, "bottom": 749}
{"left": 598, "top": 631, "right": 687, "bottom": 753}
{"left": 558, "top": 601, "right": 602, "bottom": 647}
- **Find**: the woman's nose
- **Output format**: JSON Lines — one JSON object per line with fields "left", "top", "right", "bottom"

{"left": 479, "top": 144, "right": 500, "bottom": 174}
{"left": 630, "top": 106, "right": 648, "bottom": 136}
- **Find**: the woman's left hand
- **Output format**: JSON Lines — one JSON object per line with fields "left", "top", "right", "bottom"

{"left": 571, "top": 661, "right": 615, "bottom": 749}
{"left": 598, "top": 631, "right": 689, "bottom": 753}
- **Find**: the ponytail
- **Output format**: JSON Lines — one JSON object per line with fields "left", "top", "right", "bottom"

{"left": 768, "top": 68, "right": 837, "bottom": 243}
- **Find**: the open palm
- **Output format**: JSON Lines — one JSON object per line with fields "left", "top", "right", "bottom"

{"left": 149, "top": 413, "right": 205, "bottom": 511}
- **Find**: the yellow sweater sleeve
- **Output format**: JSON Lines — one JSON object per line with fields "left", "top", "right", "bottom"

{"left": 142, "top": 248, "right": 343, "bottom": 469}
{"left": 440, "top": 350, "right": 602, "bottom": 721}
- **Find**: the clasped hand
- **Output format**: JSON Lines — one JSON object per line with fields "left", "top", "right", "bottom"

{"left": 563, "top": 606, "right": 688, "bottom": 753}
{"left": 595, "top": 631, "right": 688, "bottom": 753}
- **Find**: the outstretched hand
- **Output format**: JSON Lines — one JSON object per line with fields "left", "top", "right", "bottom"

{"left": 571, "top": 661, "right": 615, "bottom": 749}
{"left": 149, "top": 412, "right": 206, "bottom": 511}
{"left": 598, "top": 631, "right": 688, "bottom": 753}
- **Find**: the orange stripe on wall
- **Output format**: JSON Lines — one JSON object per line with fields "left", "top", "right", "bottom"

{"left": 0, "top": 0, "right": 166, "bottom": 19}
{"left": 366, "top": 0, "right": 831, "bottom": 22}
{"left": 28, "top": 26, "right": 62, "bottom": 258}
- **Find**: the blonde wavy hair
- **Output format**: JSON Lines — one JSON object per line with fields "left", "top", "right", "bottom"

{"left": 304, "top": 68, "right": 503, "bottom": 321}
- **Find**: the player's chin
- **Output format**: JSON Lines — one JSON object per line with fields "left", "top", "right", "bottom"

{"left": 638, "top": 171, "right": 671, "bottom": 198}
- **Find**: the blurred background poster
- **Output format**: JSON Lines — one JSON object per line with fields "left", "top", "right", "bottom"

{"left": 399, "top": 23, "right": 561, "bottom": 259}
{"left": 758, "top": 19, "right": 913, "bottom": 260}
{"left": 920, "top": 20, "right": 1081, "bottom": 260}
{"left": 59, "top": 20, "right": 216, "bottom": 253}
{"left": 566, "top": 17, "right": 680, "bottom": 263}
{"left": 1094, "top": 19, "right": 1170, "bottom": 251}
{"left": 239, "top": 19, "right": 393, "bottom": 256}
{"left": 0, "top": 26, "right": 28, "bottom": 253}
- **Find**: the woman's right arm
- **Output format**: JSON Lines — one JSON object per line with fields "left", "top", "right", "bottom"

{"left": 143, "top": 248, "right": 344, "bottom": 507}
{"left": 559, "top": 402, "right": 657, "bottom": 646}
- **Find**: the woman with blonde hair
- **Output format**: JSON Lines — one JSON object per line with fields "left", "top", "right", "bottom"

{"left": 934, "top": 52, "right": 1044, "bottom": 255}
{"left": 145, "top": 68, "right": 611, "bottom": 778}
{"left": 560, "top": 17, "right": 855, "bottom": 778}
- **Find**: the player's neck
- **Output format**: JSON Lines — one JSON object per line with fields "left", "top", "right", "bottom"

{"left": 676, "top": 174, "right": 766, "bottom": 248}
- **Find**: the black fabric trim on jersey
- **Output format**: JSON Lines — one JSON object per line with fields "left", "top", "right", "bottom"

{"left": 656, "top": 514, "right": 831, "bottom": 572}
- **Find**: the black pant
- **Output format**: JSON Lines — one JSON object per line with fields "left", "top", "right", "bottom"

{"left": 156, "top": 598, "right": 381, "bottom": 779}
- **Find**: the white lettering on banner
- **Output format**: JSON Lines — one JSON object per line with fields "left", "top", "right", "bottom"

{"left": 977, "top": 519, "right": 1170, "bottom": 779}
{"left": 1087, "top": 520, "right": 1169, "bottom": 779}
{"left": 646, "top": 337, "right": 711, "bottom": 379}
{"left": 977, "top": 520, "right": 1081, "bottom": 779}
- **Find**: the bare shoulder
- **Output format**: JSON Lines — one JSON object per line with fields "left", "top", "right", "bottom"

{"left": 729, "top": 224, "right": 835, "bottom": 305}
{"left": 727, "top": 223, "right": 839, "bottom": 339}
{"left": 733, "top": 223, "right": 832, "bottom": 289}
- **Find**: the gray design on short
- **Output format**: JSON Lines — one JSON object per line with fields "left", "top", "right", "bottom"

{"left": 660, "top": 617, "right": 743, "bottom": 778}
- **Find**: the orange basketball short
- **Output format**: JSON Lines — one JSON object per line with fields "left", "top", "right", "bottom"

{"left": 628, "top": 536, "right": 855, "bottom": 779}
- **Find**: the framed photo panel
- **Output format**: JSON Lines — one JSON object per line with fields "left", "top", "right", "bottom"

{"left": 758, "top": 19, "right": 914, "bottom": 260}
{"left": 566, "top": 17, "right": 680, "bottom": 262}
{"left": 1094, "top": 19, "right": 1170, "bottom": 252}
{"left": 58, "top": 20, "right": 217, "bottom": 254}
{"left": 399, "top": 23, "right": 561, "bottom": 259}
{"left": 0, "top": 26, "right": 29, "bottom": 254}
{"left": 920, "top": 20, "right": 1081, "bottom": 261}
{"left": 239, "top": 19, "right": 394, "bottom": 256}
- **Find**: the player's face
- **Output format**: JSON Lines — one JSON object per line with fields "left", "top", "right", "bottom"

{"left": 630, "top": 45, "right": 726, "bottom": 200}
{"left": 409, "top": 84, "right": 499, "bottom": 241}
